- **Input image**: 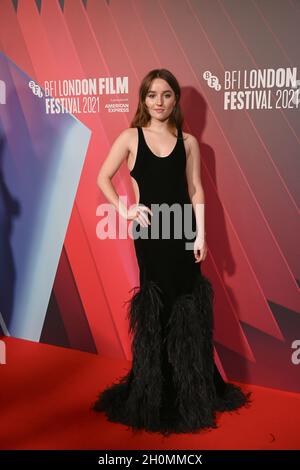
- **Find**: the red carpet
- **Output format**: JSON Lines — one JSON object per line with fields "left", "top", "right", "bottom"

{"left": 0, "top": 337, "right": 299, "bottom": 450}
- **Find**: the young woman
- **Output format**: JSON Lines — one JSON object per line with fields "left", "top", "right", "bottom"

{"left": 93, "top": 68, "right": 251, "bottom": 435}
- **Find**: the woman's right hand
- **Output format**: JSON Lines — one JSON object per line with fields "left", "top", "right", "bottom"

{"left": 127, "top": 203, "right": 153, "bottom": 227}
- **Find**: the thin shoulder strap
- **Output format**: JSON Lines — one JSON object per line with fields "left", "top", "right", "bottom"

{"left": 130, "top": 127, "right": 143, "bottom": 176}
{"left": 137, "top": 125, "right": 149, "bottom": 152}
{"left": 136, "top": 126, "right": 143, "bottom": 147}
{"left": 137, "top": 125, "right": 145, "bottom": 142}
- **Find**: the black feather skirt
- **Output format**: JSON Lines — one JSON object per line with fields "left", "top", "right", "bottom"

{"left": 93, "top": 262, "right": 252, "bottom": 436}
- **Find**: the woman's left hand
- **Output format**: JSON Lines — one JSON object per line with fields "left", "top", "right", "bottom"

{"left": 193, "top": 236, "right": 207, "bottom": 263}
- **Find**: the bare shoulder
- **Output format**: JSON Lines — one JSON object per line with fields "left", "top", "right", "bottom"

{"left": 119, "top": 127, "right": 139, "bottom": 171}
{"left": 126, "top": 126, "right": 138, "bottom": 138}
{"left": 116, "top": 127, "right": 137, "bottom": 149}
{"left": 114, "top": 127, "right": 136, "bottom": 145}
{"left": 124, "top": 127, "right": 139, "bottom": 154}
{"left": 109, "top": 127, "right": 137, "bottom": 159}
{"left": 182, "top": 131, "right": 199, "bottom": 157}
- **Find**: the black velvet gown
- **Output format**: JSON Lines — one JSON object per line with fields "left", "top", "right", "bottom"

{"left": 93, "top": 126, "right": 251, "bottom": 435}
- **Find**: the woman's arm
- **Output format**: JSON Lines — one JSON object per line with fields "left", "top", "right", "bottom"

{"left": 97, "top": 129, "right": 152, "bottom": 227}
{"left": 185, "top": 134, "right": 207, "bottom": 262}
{"left": 97, "top": 129, "right": 131, "bottom": 219}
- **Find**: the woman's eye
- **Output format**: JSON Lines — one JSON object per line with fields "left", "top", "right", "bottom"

{"left": 148, "top": 94, "right": 172, "bottom": 98}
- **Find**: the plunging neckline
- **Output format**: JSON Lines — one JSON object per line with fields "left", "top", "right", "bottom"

{"left": 140, "top": 126, "right": 179, "bottom": 159}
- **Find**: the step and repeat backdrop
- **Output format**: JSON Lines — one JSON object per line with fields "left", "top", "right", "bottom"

{"left": 0, "top": 0, "right": 299, "bottom": 392}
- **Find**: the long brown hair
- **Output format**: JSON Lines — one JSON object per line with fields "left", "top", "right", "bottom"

{"left": 130, "top": 69, "right": 184, "bottom": 137}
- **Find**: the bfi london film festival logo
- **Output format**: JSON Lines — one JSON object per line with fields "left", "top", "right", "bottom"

{"left": 27, "top": 76, "right": 129, "bottom": 115}
{"left": 203, "top": 67, "right": 300, "bottom": 110}
{"left": 28, "top": 80, "right": 43, "bottom": 98}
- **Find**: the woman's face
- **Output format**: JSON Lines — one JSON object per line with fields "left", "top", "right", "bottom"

{"left": 144, "top": 78, "right": 177, "bottom": 122}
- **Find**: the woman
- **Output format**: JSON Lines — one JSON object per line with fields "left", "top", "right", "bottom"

{"left": 93, "top": 68, "right": 251, "bottom": 435}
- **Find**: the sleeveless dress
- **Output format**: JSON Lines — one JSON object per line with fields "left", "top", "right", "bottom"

{"left": 93, "top": 126, "right": 251, "bottom": 435}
